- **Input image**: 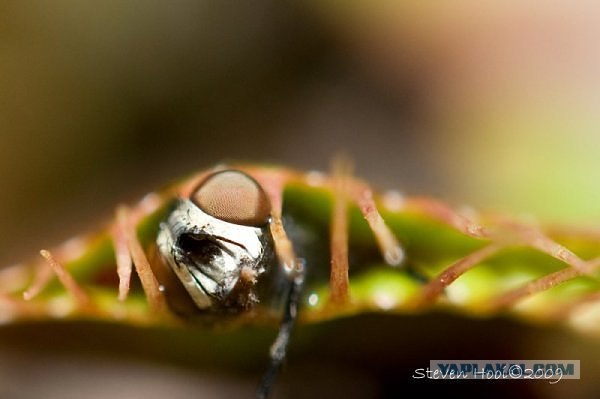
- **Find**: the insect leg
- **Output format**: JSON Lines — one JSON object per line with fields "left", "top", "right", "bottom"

{"left": 116, "top": 205, "right": 166, "bottom": 313}
{"left": 257, "top": 265, "right": 305, "bottom": 399}
{"left": 328, "top": 157, "right": 353, "bottom": 304}
{"left": 241, "top": 167, "right": 306, "bottom": 397}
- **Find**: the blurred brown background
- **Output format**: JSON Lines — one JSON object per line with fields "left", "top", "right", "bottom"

{"left": 1, "top": 1, "right": 600, "bottom": 398}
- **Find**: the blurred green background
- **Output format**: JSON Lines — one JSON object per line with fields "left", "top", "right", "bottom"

{"left": 1, "top": 2, "right": 600, "bottom": 398}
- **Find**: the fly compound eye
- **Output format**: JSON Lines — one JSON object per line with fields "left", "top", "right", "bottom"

{"left": 157, "top": 172, "right": 274, "bottom": 312}
{"left": 191, "top": 170, "right": 271, "bottom": 227}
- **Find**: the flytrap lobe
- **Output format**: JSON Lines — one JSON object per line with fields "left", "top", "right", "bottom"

{"left": 2, "top": 162, "right": 600, "bottom": 397}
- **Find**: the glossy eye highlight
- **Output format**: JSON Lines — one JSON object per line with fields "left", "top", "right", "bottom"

{"left": 191, "top": 170, "right": 271, "bottom": 227}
